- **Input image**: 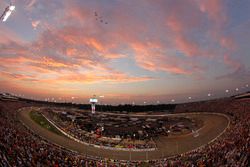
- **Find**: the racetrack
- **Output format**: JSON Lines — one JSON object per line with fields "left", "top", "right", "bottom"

{"left": 18, "top": 107, "right": 229, "bottom": 161}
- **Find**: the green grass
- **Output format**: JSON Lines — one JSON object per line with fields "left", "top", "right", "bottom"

{"left": 29, "top": 110, "right": 63, "bottom": 136}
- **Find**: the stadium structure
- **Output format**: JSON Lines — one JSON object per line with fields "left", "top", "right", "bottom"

{"left": 0, "top": 1, "right": 250, "bottom": 166}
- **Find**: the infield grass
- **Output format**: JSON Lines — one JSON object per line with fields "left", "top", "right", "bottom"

{"left": 29, "top": 110, "right": 63, "bottom": 136}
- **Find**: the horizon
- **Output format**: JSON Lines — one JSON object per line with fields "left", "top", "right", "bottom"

{"left": 1, "top": 90, "right": 249, "bottom": 105}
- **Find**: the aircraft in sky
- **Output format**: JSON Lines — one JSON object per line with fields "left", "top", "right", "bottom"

{"left": 94, "top": 11, "right": 108, "bottom": 25}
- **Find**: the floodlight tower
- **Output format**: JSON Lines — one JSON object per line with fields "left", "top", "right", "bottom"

{"left": 90, "top": 95, "right": 98, "bottom": 114}
{"left": 1, "top": 5, "right": 15, "bottom": 22}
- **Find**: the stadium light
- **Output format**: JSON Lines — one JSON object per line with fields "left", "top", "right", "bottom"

{"left": 246, "top": 84, "right": 248, "bottom": 88}
{"left": 208, "top": 93, "right": 211, "bottom": 97}
{"left": 188, "top": 97, "right": 192, "bottom": 100}
{"left": 1, "top": 5, "right": 15, "bottom": 22}
{"left": 225, "top": 89, "right": 229, "bottom": 93}
{"left": 235, "top": 88, "right": 239, "bottom": 91}
{"left": 171, "top": 99, "right": 175, "bottom": 102}
{"left": 90, "top": 95, "right": 98, "bottom": 114}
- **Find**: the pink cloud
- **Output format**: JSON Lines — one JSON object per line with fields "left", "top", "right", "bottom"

{"left": 134, "top": 38, "right": 207, "bottom": 75}
{"left": 174, "top": 35, "right": 201, "bottom": 57}
{"left": 220, "top": 36, "right": 237, "bottom": 51}
{"left": 31, "top": 20, "right": 41, "bottom": 29}
{"left": 26, "top": 0, "right": 37, "bottom": 10}
{"left": 0, "top": 26, "right": 25, "bottom": 44}
{"left": 0, "top": 23, "right": 154, "bottom": 87}
{"left": 55, "top": 72, "right": 154, "bottom": 84}
{"left": 0, "top": 0, "right": 246, "bottom": 98}
{"left": 197, "top": 0, "right": 227, "bottom": 24}
{"left": 223, "top": 54, "right": 241, "bottom": 70}
{"left": 0, "top": 71, "right": 38, "bottom": 82}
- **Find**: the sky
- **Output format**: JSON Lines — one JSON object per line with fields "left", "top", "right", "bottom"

{"left": 0, "top": 0, "right": 250, "bottom": 104}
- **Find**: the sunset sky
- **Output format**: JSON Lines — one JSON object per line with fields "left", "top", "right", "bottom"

{"left": 0, "top": 0, "right": 250, "bottom": 104}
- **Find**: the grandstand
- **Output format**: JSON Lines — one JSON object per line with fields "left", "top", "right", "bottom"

{"left": 0, "top": 95, "right": 249, "bottom": 166}
{"left": 0, "top": 93, "right": 18, "bottom": 101}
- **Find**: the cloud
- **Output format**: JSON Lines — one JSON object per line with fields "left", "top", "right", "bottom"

{"left": 0, "top": 25, "right": 24, "bottom": 44}
{"left": 216, "top": 65, "right": 250, "bottom": 81}
{"left": 64, "top": 0, "right": 237, "bottom": 75}
{"left": 1, "top": 0, "right": 237, "bottom": 81}
{"left": 131, "top": 41, "right": 201, "bottom": 75}
{"left": 54, "top": 72, "right": 154, "bottom": 84}
{"left": 26, "top": 0, "right": 37, "bottom": 10}
{"left": 0, "top": 23, "right": 154, "bottom": 85}
{"left": 0, "top": 71, "right": 39, "bottom": 82}
{"left": 31, "top": 20, "right": 41, "bottom": 29}
{"left": 223, "top": 54, "right": 242, "bottom": 70}
{"left": 1, "top": 0, "right": 249, "bottom": 99}
{"left": 195, "top": 0, "right": 243, "bottom": 70}
{"left": 196, "top": 0, "right": 227, "bottom": 24}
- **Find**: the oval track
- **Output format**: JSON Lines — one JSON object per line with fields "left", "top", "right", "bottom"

{"left": 18, "top": 108, "right": 229, "bottom": 161}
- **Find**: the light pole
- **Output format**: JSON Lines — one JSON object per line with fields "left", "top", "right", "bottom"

{"left": 90, "top": 95, "right": 98, "bottom": 114}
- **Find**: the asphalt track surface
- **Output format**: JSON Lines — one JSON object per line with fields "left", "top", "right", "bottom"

{"left": 18, "top": 108, "right": 229, "bottom": 161}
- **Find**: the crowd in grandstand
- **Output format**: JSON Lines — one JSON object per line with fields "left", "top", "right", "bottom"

{"left": 0, "top": 97, "right": 249, "bottom": 166}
